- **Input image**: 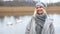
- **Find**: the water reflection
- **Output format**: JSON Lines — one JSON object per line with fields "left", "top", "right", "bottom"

{"left": 0, "top": 14, "right": 60, "bottom": 34}
{"left": 49, "top": 14, "right": 60, "bottom": 34}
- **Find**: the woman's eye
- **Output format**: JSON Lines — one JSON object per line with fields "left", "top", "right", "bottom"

{"left": 36, "top": 7, "right": 42, "bottom": 9}
{"left": 40, "top": 7, "right": 42, "bottom": 8}
{"left": 36, "top": 7, "right": 39, "bottom": 9}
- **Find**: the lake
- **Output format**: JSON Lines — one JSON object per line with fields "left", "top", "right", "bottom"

{"left": 0, "top": 14, "right": 60, "bottom": 34}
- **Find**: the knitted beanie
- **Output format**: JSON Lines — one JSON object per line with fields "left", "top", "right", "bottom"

{"left": 36, "top": 2, "right": 47, "bottom": 8}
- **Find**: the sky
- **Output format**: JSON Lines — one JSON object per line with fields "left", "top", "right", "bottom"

{"left": 3, "top": 0, "right": 13, "bottom": 1}
{"left": 3, "top": 0, "right": 60, "bottom": 3}
{"left": 34, "top": 0, "right": 60, "bottom": 3}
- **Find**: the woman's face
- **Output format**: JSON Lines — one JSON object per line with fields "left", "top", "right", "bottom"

{"left": 36, "top": 6, "right": 44, "bottom": 14}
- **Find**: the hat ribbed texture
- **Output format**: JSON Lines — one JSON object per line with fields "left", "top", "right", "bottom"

{"left": 36, "top": 2, "right": 47, "bottom": 8}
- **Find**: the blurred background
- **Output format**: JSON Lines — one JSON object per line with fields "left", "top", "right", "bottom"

{"left": 0, "top": 0, "right": 60, "bottom": 34}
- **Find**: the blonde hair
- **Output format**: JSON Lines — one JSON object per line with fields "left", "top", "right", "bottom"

{"left": 33, "top": 8, "right": 37, "bottom": 16}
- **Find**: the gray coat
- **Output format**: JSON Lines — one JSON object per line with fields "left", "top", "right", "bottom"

{"left": 25, "top": 14, "right": 54, "bottom": 34}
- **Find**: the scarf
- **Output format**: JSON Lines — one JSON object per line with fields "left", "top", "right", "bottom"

{"left": 35, "top": 14, "right": 47, "bottom": 27}
{"left": 35, "top": 14, "right": 47, "bottom": 34}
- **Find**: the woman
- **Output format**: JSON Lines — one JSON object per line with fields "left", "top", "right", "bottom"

{"left": 25, "top": 2, "right": 54, "bottom": 34}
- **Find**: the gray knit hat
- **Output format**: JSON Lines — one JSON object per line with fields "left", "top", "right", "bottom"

{"left": 36, "top": 2, "right": 47, "bottom": 8}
